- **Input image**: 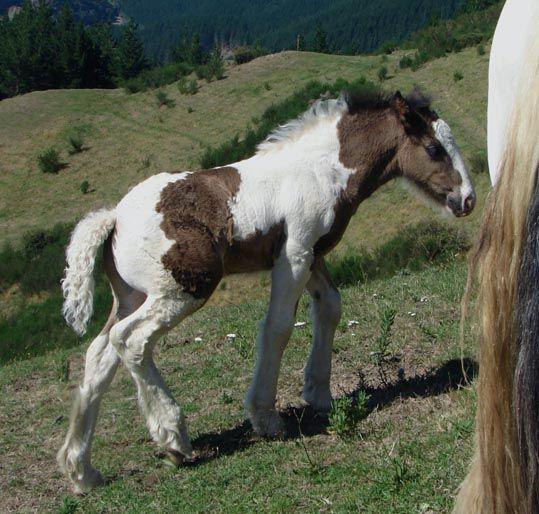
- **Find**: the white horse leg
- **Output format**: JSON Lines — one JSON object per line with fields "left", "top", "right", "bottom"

{"left": 109, "top": 294, "right": 200, "bottom": 461}
{"left": 245, "top": 242, "right": 313, "bottom": 436}
{"left": 57, "top": 301, "right": 121, "bottom": 494}
{"left": 303, "top": 258, "right": 341, "bottom": 412}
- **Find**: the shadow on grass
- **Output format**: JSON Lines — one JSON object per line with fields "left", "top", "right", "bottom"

{"left": 187, "top": 357, "right": 478, "bottom": 464}
{"left": 326, "top": 221, "right": 470, "bottom": 287}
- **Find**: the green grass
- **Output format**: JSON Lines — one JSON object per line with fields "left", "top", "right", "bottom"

{"left": 0, "top": 255, "right": 476, "bottom": 512}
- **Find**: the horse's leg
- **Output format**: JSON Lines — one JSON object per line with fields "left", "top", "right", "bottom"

{"left": 109, "top": 293, "right": 201, "bottom": 462}
{"left": 58, "top": 240, "right": 146, "bottom": 494}
{"left": 303, "top": 258, "right": 341, "bottom": 412}
{"left": 57, "top": 302, "right": 121, "bottom": 494}
{"left": 245, "top": 241, "right": 313, "bottom": 436}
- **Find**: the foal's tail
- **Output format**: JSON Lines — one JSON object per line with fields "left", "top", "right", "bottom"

{"left": 62, "top": 208, "right": 116, "bottom": 336}
{"left": 453, "top": 25, "right": 539, "bottom": 514}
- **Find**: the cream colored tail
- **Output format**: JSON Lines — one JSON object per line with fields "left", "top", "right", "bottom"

{"left": 61, "top": 209, "right": 116, "bottom": 336}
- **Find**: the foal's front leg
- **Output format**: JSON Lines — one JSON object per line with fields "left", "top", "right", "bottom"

{"left": 303, "top": 258, "right": 341, "bottom": 412}
{"left": 245, "top": 243, "right": 313, "bottom": 436}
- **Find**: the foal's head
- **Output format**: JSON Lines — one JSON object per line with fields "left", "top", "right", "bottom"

{"left": 342, "top": 88, "right": 475, "bottom": 217}
{"left": 388, "top": 90, "right": 475, "bottom": 217}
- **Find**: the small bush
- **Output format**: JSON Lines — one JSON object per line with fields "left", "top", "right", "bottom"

{"left": 0, "top": 243, "right": 26, "bottom": 291}
{"left": 379, "top": 39, "right": 397, "bottom": 54}
{"left": 123, "top": 61, "right": 193, "bottom": 93}
{"left": 233, "top": 45, "right": 264, "bottom": 64}
{"left": 377, "top": 66, "right": 388, "bottom": 82}
{"left": 195, "top": 64, "right": 213, "bottom": 82}
{"left": 155, "top": 90, "right": 175, "bottom": 108}
{"left": 398, "top": 55, "right": 414, "bottom": 69}
{"left": 477, "top": 44, "right": 486, "bottom": 56}
{"left": 57, "top": 355, "right": 70, "bottom": 382}
{"left": 177, "top": 77, "right": 199, "bottom": 95}
{"left": 68, "top": 134, "right": 84, "bottom": 154}
{"left": 37, "top": 147, "right": 62, "bottom": 174}
{"left": 329, "top": 392, "right": 370, "bottom": 437}
{"left": 453, "top": 71, "right": 464, "bottom": 82}
{"left": 470, "top": 149, "right": 488, "bottom": 174}
{"left": 264, "top": 82, "right": 272, "bottom": 91}
{"left": 141, "top": 154, "right": 151, "bottom": 168}
{"left": 79, "top": 180, "right": 90, "bottom": 194}
{"left": 59, "top": 496, "right": 80, "bottom": 514}
{"left": 187, "top": 105, "right": 194, "bottom": 113}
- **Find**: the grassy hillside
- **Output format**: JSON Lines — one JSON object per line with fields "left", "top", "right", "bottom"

{"left": 0, "top": 46, "right": 491, "bottom": 511}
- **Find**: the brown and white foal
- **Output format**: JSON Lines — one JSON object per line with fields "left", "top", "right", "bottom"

{"left": 58, "top": 89, "right": 475, "bottom": 493}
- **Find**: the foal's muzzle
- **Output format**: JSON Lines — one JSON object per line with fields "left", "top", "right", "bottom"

{"left": 446, "top": 191, "right": 476, "bottom": 217}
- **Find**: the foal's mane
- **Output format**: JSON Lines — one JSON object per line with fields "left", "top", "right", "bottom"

{"left": 257, "top": 86, "right": 433, "bottom": 153}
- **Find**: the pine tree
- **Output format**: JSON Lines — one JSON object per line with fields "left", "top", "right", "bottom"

{"left": 312, "top": 23, "right": 329, "bottom": 53}
{"left": 117, "top": 20, "right": 148, "bottom": 80}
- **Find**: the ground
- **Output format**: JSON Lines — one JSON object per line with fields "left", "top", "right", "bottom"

{"left": 0, "top": 45, "right": 490, "bottom": 512}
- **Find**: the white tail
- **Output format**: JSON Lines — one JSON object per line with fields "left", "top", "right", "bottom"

{"left": 62, "top": 208, "right": 116, "bottom": 336}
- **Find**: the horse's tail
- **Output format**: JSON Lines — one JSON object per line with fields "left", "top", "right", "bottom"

{"left": 61, "top": 208, "right": 116, "bottom": 336}
{"left": 454, "top": 22, "right": 539, "bottom": 514}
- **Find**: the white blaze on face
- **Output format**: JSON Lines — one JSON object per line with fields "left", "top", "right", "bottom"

{"left": 432, "top": 118, "right": 475, "bottom": 208}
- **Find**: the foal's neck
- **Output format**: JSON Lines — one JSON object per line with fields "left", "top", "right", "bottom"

{"left": 336, "top": 109, "right": 400, "bottom": 204}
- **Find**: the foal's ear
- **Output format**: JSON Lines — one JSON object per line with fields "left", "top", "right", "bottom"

{"left": 391, "top": 91, "right": 422, "bottom": 134}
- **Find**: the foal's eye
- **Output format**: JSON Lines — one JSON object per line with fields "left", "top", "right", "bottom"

{"left": 426, "top": 144, "right": 443, "bottom": 160}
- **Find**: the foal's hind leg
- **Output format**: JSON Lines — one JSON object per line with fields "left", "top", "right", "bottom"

{"left": 58, "top": 241, "right": 146, "bottom": 494}
{"left": 57, "top": 303, "right": 121, "bottom": 494}
{"left": 302, "top": 258, "right": 341, "bottom": 412}
{"left": 245, "top": 241, "right": 313, "bottom": 436}
{"left": 109, "top": 294, "right": 202, "bottom": 461}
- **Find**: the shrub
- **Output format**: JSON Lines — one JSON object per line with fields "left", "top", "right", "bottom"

{"left": 453, "top": 71, "right": 464, "bottom": 82}
{"left": 80, "top": 180, "right": 90, "bottom": 194}
{"left": 329, "top": 392, "right": 370, "bottom": 437}
{"left": 155, "top": 90, "right": 175, "bottom": 108}
{"left": 195, "top": 65, "right": 213, "bottom": 82}
{"left": 177, "top": 77, "right": 199, "bottom": 95}
{"left": 477, "top": 44, "right": 486, "bottom": 56}
{"left": 379, "top": 40, "right": 397, "bottom": 54}
{"left": 398, "top": 55, "right": 414, "bottom": 69}
{"left": 233, "top": 45, "right": 264, "bottom": 64}
{"left": 122, "top": 61, "right": 193, "bottom": 93}
{"left": 37, "top": 147, "right": 62, "bottom": 174}
{"left": 377, "top": 66, "right": 388, "bottom": 82}
{"left": 68, "top": 134, "right": 84, "bottom": 154}
{"left": 0, "top": 243, "right": 26, "bottom": 291}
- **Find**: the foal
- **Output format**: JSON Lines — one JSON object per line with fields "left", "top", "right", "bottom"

{"left": 58, "top": 89, "right": 475, "bottom": 493}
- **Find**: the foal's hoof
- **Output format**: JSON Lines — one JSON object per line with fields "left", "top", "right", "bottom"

{"left": 250, "top": 410, "right": 284, "bottom": 438}
{"left": 71, "top": 468, "right": 105, "bottom": 495}
{"left": 302, "top": 387, "right": 333, "bottom": 414}
{"left": 163, "top": 449, "right": 196, "bottom": 467}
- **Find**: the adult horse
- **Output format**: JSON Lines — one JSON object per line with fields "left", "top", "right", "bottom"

{"left": 454, "top": 0, "right": 539, "bottom": 512}
{"left": 57, "top": 87, "right": 475, "bottom": 493}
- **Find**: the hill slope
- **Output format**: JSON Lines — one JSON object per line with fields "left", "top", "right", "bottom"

{"left": 0, "top": 47, "right": 489, "bottom": 247}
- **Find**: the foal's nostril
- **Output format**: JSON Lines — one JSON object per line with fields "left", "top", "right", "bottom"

{"left": 464, "top": 194, "right": 476, "bottom": 213}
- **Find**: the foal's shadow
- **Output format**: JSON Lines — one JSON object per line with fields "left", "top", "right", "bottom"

{"left": 187, "top": 357, "right": 478, "bottom": 464}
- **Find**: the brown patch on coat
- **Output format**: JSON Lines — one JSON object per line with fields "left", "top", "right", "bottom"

{"left": 223, "top": 222, "right": 286, "bottom": 274}
{"left": 314, "top": 110, "right": 400, "bottom": 256}
{"left": 156, "top": 167, "right": 286, "bottom": 299}
{"left": 156, "top": 167, "right": 241, "bottom": 299}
